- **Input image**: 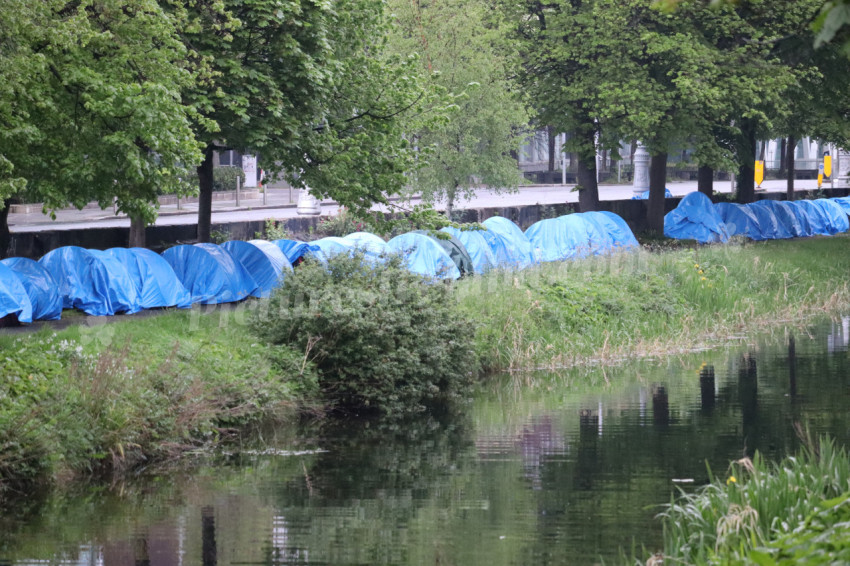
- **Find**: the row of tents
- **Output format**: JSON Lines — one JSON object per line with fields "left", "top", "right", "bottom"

{"left": 0, "top": 212, "right": 640, "bottom": 323}
{"left": 664, "top": 192, "right": 850, "bottom": 244}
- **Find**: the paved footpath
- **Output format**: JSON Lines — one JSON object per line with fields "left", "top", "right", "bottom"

{"left": 8, "top": 178, "right": 819, "bottom": 234}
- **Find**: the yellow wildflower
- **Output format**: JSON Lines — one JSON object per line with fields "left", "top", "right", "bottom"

{"left": 727, "top": 476, "right": 737, "bottom": 485}
{"left": 701, "top": 276, "right": 707, "bottom": 281}
{"left": 694, "top": 263, "right": 700, "bottom": 269}
{"left": 698, "top": 269, "right": 704, "bottom": 274}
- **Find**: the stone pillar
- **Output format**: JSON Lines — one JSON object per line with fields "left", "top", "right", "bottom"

{"left": 836, "top": 148, "right": 850, "bottom": 189}
{"left": 242, "top": 155, "right": 257, "bottom": 187}
{"left": 632, "top": 142, "right": 650, "bottom": 194}
{"left": 296, "top": 187, "right": 321, "bottom": 215}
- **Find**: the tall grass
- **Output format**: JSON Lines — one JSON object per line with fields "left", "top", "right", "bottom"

{"left": 658, "top": 436, "right": 850, "bottom": 564}
{"left": 456, "top": 236, "right": 850, "bottom": 372}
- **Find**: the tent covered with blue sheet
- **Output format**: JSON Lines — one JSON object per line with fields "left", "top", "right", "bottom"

{"left": 812, "top": 199, "right": 850, "bottom": 234}
{"left": 272, "top": 239, "right": 320, "bottom": 265}
{"left": 309, "top": 237, "right": 355, "bottom": 263}
{"left": 715, "top": 202, "right": 762, "bottom": 239}
{"left": 39, "top": 246, "right": 140, "bottom": 316}
{"left": 831, "top": 196, "right": 850, "bottom": 215}
{"left": 525, "top": 216, "right": 591, "bottom": 262}
{"left": 440, "top": 227, "right": 498, "bottom": 273}
{"left": 749, "top": 201, "right": 795, "bottom": 239}
{"left": 578, "top": 212, "right": 615, "bottom": 254}
{"left": 106, "top": 248, "right": 192, "bottom": 309}
{"left": 221, "top": 240, "right": 291, "bottom": 298}
{"left": 162, "top": 243, "right": 257, "bottom": 305}
{"left": 342, "top": 232, "right": 390, "bottom": 265}
{"left": 1, "top": 257, "right": 62, "bottom": 321}
{"left": 481, "top": 217, "right": 536, "bottom": 268}
{"left": 591, "top": 211, "right": 640, "bottom": 249}
{"left": 744, "top": 202, "right": 785, "bottom": 240}
{"left": 387, "top": 232, "right": 461, "bottom": 280}
{"left": 632, "top": 188, "right": 673, "bottom": 200}
{"left": 0, "top": 262, "right": 33, "bottom": 323}
{"left": 664, "top": 192, "right": 730, "bottom": 243}
{"left": 795, "top": 200, "right": 831, "bottom": 236}
{"left": 413, "top": 230, "right": 474, "bottom": 276}
{"left": 774, "top": 201, "right": 811, "bottom": 237}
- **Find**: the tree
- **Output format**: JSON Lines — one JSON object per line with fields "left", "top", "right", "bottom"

{"left": 179, "top": 0, "right": 435, "bottom": 242}
{"left": 0, "top": 0, "right": 203, "bottom": 255}
{"left": 385, "top": 0, "right": 529, "bottom": 218}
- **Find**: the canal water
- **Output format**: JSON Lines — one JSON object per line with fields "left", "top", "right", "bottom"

{"left": 2, "top": 319, "right": 850, "bottom": 565}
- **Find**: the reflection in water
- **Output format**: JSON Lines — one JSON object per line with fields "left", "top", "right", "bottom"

{"left": 700, "top": 364, "right": 716, "bottom": 413}
{"left": 4, "top": 321, "right": 850, "bottom": 566}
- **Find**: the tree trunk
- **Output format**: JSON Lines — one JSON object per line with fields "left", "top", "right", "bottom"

{"left": 698, "top": 165, "right": 714, "bottom": 198}
{"left": 547, "top": 128, "right": 556, "bottom": 172}
{"left": 779, "top": 138, "right": 786, "bottom": 177}
{"left": 576, "top": 153, "right": 599, "bottom": 212}
{"left": 197, "top": 146, "right": 215, "bottom": 243}
{"left": 0, "top": 198, "right": 11, "bottom": 259}
{"left": 445, "top": 185, "right": 456, "bottom": 220}
{"left": 786, "top": 135, "right": 796, "bottom": 200}
{"left": 129, "top": 214, "right": 146, "bottom": 248}
{"left": 647, "top": 152, "right": 667, "bottom": 232}
{"left": 736, "top": 118, "right": 757, "bottom": 204}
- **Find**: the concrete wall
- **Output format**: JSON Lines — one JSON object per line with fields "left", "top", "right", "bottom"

{"left": 8, "top": 188, "right": 850, "bottom": 260}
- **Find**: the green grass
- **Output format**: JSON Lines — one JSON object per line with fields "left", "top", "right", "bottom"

{"left": 656, "top": 436, "right": 850, "bottom": 565}
{"left": 456, "top": 235, "right": 850, "bottom": 372}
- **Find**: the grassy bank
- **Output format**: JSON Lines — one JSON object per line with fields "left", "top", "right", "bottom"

{"left": 0, "top": 307, "right": 309, "bottom": 497}
{"left": 458, "top": 235, "right": 850, "bottom": 372}
{"left": 655, "top": 437, "right": 850, "bottom": 565}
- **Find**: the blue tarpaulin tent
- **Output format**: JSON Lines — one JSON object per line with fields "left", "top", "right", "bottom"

{"left": 272, "top": 239, "right": 320, "bottom": 265}
{"left": 578, "top": 212, "right": 615, "bottom": 254}
{"left": 744, "top": 202, "right": 785, "bottom": 240}
{"left": 784, "top": 201, "right": 815, "bottom": 238}
{"left": 774, "top": 201, "right": 809, "bottom": 237}
{"left": 0, "top": 257, "right": 62, "bottom": 321}
{"left": 664, "top": 192, "right": 730, "bottom": 243}
{"left": 813, "top": 199, "right": 850, "bottom": 234}
{"left": 440, "top": 227, "right": 498, "bottom": 273}
{"left": 221, "top": 240, "right": 291, "bottom": 298}
{"left": 162, "top": 244, "right": 257, "bottom": 305}
{"left": 795, "top": 200, "right": 831, "bottom": 236}
{"left": 0, "top": 262, "right": 33, "bottom": 323}
{"left": 525, "top": 216, "right": 591, "bottom": 262}
{"left": 482, "top": 217, "right": 536, "bottom": 268}
{"left": 750, "top": 201, "right": 794, "bottom": 239}
{"left": 831, "top": 196, "right": 850, "bottom": 215}
{"left": 309, "top": 237, "right": 355, "bottom": 263}
{"left": 592, "top": 211, "right": 640, "bottom": 249}
{"left": 342, "top": 232, "right": 389, "bottom": 264}
{"left": 387, "top": 232, "right": 461, "bottom": 280}
{"left": 39, "top": 246, "right": 141, "bottom": 316}
{"left": 714, "top": 202, "right": 762, "bottom": 239}
{"left": 106, "top": 248, "right": 192, "bottom": 309}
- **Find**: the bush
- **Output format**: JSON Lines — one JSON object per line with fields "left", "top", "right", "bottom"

{"left": 251, "top": 253, "right": 478, "bottom": 416}
{"left": 175, "top": 166, "right": 246, "bottom": 193}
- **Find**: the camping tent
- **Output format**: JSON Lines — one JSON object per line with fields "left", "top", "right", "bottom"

{"left": 309, "top": 237, "right": 355, "bottom": 263}
{"left": 342, "top": 232, "right": 390, "bottom": 265}
{"left": 589, "top": 211, "right": 639, "bottom": 249}
{"left": 221, "top": 240, "right": 291, "bottom": 298}
{"left": 387, "top": 232, "right": 461, "bottom": 279}
{"left": 0, "top": 262, "right": 33, "bottom": 323}
{"left": 413, "top": 230, "right": 474, "bottom": 276}
{"left": 663, "top": 192, "right": 730, "bottom": 243}
{"left": 39, "top": 246, "right": 141, "bottom": 316}
{"left": 812, "top": 199, "right": 850, "bottom": 235}
{"left": 525, "top": 216, "right": 591, "bottom": 262}
{"left": 714, "top": 203, "right": 762, "bottom": 240}
{"left": 482, "top": 217, "right": 536, "bottom": 268}
{"left": 162, "top": 243, "right": 258, "bottom": 304}
{"left": 440, "top": 227, "right": 497, "bottom": 274}
{"left": 578, "top": 212, "right": 615, "bottom": 254}
{"left": 1, "top": 257, "right": 62, "bottom": 320}
{"left": 106, "top": 248, "right": 192, "bottom": 309}
{"left": 272, "top": 239, "right": 321, "bottom": 265}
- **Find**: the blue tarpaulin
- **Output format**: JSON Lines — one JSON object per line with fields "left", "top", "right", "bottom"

{"left": 249, "top": 240, "right": 293, "bottom": 275}
{"left": 813, "top": 199, "right": 850, "bottom": 234}
{"left": 578, "top": 212, "right": 615, "bottom": 254}
{"left": 795, "top": 200, "right": 831, "bottom": 236}
{"left": 162, "top": 244, "right": 257, "bottom": 305}
{"left": 784, "top": 201, "right": 815, "bottom": 238}
{"left": 310, "top": 237, "right": 355, "bottom": 263}
{"left": 221, "top": 240, "right": 290, "bottom": 298}
{"left": 0, "top": 257, "right": 62, "bottom": 321}
{"left": 593, "top": 211, "right": 640, "bottom": 249}
{"left": 39, "top": 246, "right": 140, "bottom": 316}
{"left": 272, "top": 239, "right": 320, "bottom": 265}
{"left": 107, "top": 248, "right": 192, "bottom": 309}
{"left": 632, "top": 188, "right": 673, "bottom": 200}
{"left": 482, "top": 217, "right": 536, "bottom": 268}
{"left": 774, "top": 201, "right": 808, "bottom": 237}
{"left": 440, "top": 227, "right": 498, "bottom": 273}
{"left": 342, "top": 232, "right": 389, "bottom": 264}
{"left": 387, "top": 232, "right": 461, "bottom": 280}
{"left": 525, "top": 216, "right": 591, "bottom": 262}
{"left": 714, "top": 202, "right": 762, "bottom": 239}
{"left": 831, "top": 196, "right": 850, "bottom": 215}
{"left": 744, "top": 202, "right": 785, "bottom": 240}
{"left": 750, "top": 201, "right": 794, "bottom": 239}
{"left": 0, "top": 262, "right": 33, "bottom": 323}
{"left": 664, "top": 192, "right": 730, "bottom": 243}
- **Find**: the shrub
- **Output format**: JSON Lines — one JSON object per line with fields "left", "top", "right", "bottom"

{"left": 251, "top": 253, "right": 478, "bottom": 416}
{"left": 314, "top": 207, "right": 374, "bottom": 237}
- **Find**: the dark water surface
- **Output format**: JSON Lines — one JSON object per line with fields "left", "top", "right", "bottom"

{"left": 2, "top": 320, "right": 850, "bottom": 565}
